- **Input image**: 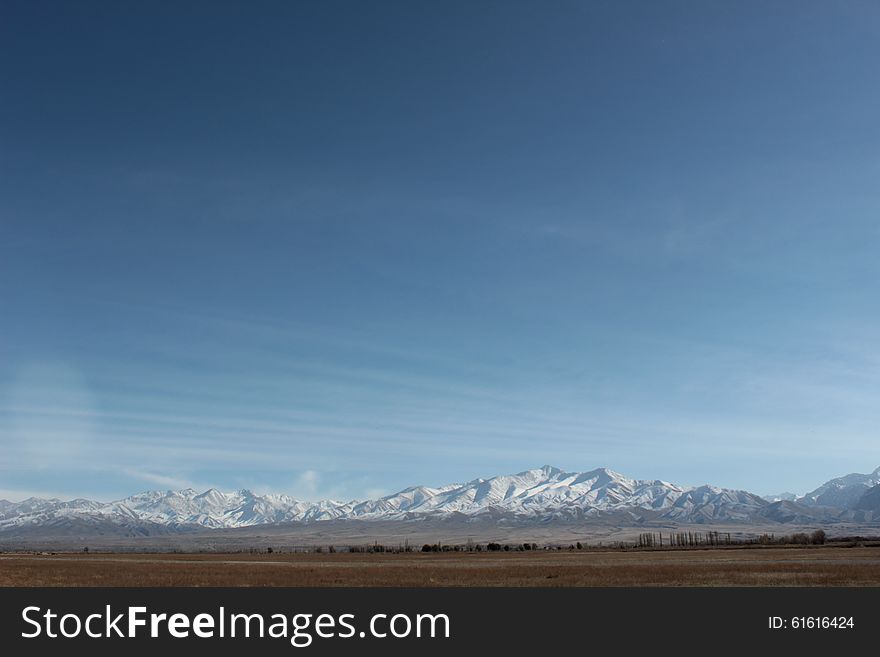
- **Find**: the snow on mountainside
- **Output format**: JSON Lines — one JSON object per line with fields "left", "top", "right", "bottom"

{"left": 762, "top": 492, "right": 797, "bottom": 503}
{"left": 0, "top": 465, "right": 766, "bottom": 534}
{"left": 351, "top": 466, "right": 689, "bottom": 518}
{"left": 799, "top": 466, "right": 880, "bottom": 509}
{"left": 105, "top": 488, "right": 351, "bottom": 528}
{"left": 1, "top": 465, "right": 877, "bottom": 536}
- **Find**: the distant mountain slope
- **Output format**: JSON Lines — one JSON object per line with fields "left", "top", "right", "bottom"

{"left": 762, "top": 492, "right": 797, "bottom": 502}
{"left": 854, "top": 484, "right": 880, "bottom": 513}
{"left": 799, "top": 466, "right": 880, "bottom": 509}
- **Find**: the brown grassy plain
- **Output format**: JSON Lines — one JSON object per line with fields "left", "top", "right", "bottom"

{"left": 2, "top": 545, "right": 880, "bottom": 586}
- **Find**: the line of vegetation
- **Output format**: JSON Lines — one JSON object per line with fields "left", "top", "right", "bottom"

{"left": 13, "top": 529, "right": 880, "bottom": 555}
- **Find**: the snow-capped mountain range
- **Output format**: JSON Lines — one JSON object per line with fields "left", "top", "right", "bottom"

{"left": 2, "top": 465, "right": 878, "bottom": 537}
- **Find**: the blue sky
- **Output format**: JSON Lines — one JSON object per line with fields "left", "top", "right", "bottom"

{"left": 2, "top": 1, "right": 879, "bottom": 501}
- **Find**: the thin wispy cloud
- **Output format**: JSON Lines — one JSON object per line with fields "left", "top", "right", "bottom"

{"left": 2, "top": 2, "right": 879, "bottom": 502}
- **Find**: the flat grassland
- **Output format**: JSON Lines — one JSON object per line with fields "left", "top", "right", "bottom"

{"left": 2, "top": 545, "right": 880, "bottom": 586}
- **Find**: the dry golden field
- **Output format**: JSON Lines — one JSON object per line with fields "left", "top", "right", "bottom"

{"left": 2, "top": 545, "right": 880, "bottom": 586}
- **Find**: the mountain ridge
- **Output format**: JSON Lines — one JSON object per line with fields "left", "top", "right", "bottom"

{"left": 2, "top": 465, "right": 878, "bottom": 537}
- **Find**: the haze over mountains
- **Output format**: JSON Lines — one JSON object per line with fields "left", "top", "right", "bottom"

{"left": 2, "top": 465, "right": 879, "bottom": 538}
